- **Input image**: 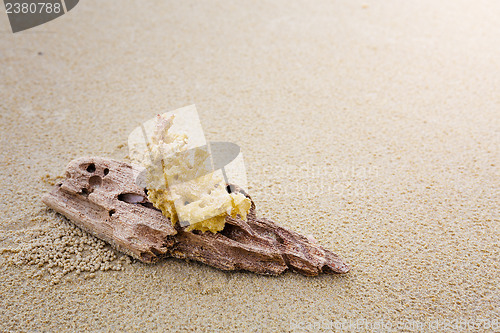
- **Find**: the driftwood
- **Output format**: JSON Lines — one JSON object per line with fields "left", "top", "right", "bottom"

{"left": 42, "top": 157, "right": 350, "bottom": 276}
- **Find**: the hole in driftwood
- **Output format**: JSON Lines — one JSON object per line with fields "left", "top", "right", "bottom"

{"left": 118, "top": 193, "right": 146, "bottom": 204}
{"left": 80, "top": 188, "right": 90, "bottom": 197}
{"left": 117, "top": 191, "right": 160, "bottom": 211}
{"left": 150, "top": 247, "right": 162, "bottom": 256}
{"left": 103, "top": 168, "right": 109, "bottom": 176}
{"left": 140, "top": 252, "right": 154, "bottom": 262}
{"left": 275, "top": 234, "right": 285, "bottom": 245}
{"left": 86, "top": 163, "right": 96, "bottom": 173}
{"left": 89, "top": 175, "right": 102, "bottom": 188}
{"left": 220, "top": 223, "right": 241, "bottom": 239}
{"left": 139, "top": 202, "right": 158, "bottom": 210}
{"left": 109, "top": 209, "right": 116, "bottom": 217}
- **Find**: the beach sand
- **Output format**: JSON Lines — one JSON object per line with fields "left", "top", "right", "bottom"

{"left": 1, "top": 0, "right": 499, "bottom": 331}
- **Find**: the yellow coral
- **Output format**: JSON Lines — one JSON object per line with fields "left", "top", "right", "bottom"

{"left": 145, "top": 114, "right": 250, "bottom": 233}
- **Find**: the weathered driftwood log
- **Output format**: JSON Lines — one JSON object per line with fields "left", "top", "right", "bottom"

{"left": 42, "top": 157, "right": 350, "bottom": 276}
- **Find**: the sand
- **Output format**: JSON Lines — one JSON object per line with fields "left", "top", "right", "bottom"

{"left": 1, "top": 0, "right": 499, "bottom": 331}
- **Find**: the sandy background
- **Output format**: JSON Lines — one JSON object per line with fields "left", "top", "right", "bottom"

{"left": 1, "top": 0, "right": 499, "bottom": 331}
